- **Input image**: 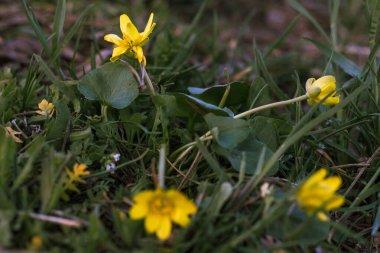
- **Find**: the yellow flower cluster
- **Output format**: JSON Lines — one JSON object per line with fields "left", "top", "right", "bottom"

{"left": 104, "top": 13, "right": 156, "bottom": 66}
{"left": 305, "top": 76, "right": 340, "bottom": 106}
{"left": 129, "top": 188, "right": 197, "bottom": 240}
{"left": 64, "top": 163, "right": 90, "bottom": 192}
{"left": 36, "top": 99, "right": 55, "bottom": 118}
{"left": 296, "top": 168, "right": 344, "bottom": 221}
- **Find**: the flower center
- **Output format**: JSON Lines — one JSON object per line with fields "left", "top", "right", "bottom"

{"left": 150, "top": 195, "right": 174, "bottom": 215}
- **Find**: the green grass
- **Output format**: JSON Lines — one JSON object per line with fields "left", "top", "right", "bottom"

{"left": 1, "top": 0, "right": 380, "bottom": 252}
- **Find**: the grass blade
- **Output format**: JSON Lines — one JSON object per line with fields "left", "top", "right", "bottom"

{"left": 287, "top": 0, "right": 330, "bottom": 43}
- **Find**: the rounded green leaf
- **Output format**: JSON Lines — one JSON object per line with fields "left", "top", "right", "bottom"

{"left": 78, "top": 62, "right": 139, "bottom": 109}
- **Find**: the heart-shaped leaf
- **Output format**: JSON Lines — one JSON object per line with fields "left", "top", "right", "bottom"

{"left": 205, "top": 113, "right": 250, "bottom": 149}
{"left": 78, "top": 62, "right": 139, "bottom": 109}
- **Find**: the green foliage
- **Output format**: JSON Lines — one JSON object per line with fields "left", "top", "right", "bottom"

{"left": 78, "top": 62, "right": 139, "bottom": 109}
{"left": 1, "top": 0, "right": 379, "bottom": 252}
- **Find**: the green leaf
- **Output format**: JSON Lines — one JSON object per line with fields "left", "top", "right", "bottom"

{"left": 188, "top": 82, "right": 250, "bottom": 106}
{"left": 21, "top": 0, "right": 50, "bottom": 54}
{"left": 271, "top": 208, "right": 330, "bottom": 246}
{"left": 214, "top": 136, "right": 277, "bottom": 175}
{"left": 154, "top": 94, "right": 234, "bottom": 118}
{"left": 153, "top": 94, "right": 187, "bottom": 117}
{"left": 0, "top": 128, "right": 16, "bottom": 190}
{"left": 254, "top": 48, "right": 289, "bottom": 101}
{"left": 78, "top": 62, "right": 139, "bottom": 109}
{"left": 205, "top": 114, "right": 250, "bottom": 150}
{"left": 11, "top": 136, "right": 45, "bottom": 192}
{"left": 51, "top": 0, "right": 66, "bottom": 51}
{"left": 177, "top": 93, "right": 234, "bottom": 117}
{"left": 206, "top": 182, "right": 233, "bottom": 216}
{"left": 307, "top": 38, "right": 361, "bottom": 77}
{"left": 46, "top": 100, "right": 71, "bottom": 142}
{"left": 0, "top": 210, "right": 14, "bottom": 247}
{"left": 250, "top": 116, "right": 292, "bottom": 150}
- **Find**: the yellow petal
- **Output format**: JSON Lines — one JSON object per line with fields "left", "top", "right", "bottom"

{"left": 36, "top": 110, "right": 47, "bottom": 116}
{"left": 120, "top": 14, "right": 132, "bottom": 39}
{"left": 133, "top": 190, "right": 154, "bottom": 204}
{"left": 141, "top": 13, "right": 156, "bottom": 39}
{"left": 318, "top": 85, "right": 335, "bottom": 97}
{"left": 171, "top": 208, "right": 190, "bottom": 227}
{"left": 168, "top": 190, "right": 197, "bottom": 215}
{"left": 133, "top": 46, "right": 145, "bottom": 64}
{"left": 129, "top": 202, "right": 148, "bottom": 220}
{"left": 325, "top": 195, "right": 345, "bottom": 210}
{"left": 73, "top": 163, "right": 89, "bottom": 176}
{"left": 104, "top": 34, "right": 123, "bottom": 46}
{"left": 126, "top": 19, "right": 140, "bottom": 41}
{"left": 156, "top": 216, "right": 172, "bottom": 240}
{"left": 299, "top": 168, "right": 327, "bottom": 191}
{"left": 323, "top": 176, "right": 342, "bottom": 191}
{"left": 110, "top": 46, "right": 127, "bottom": 62}
{"left": 38, "top": 99, "right": 48, "bottom": 109}
{"left": 313, "top": 76, "right": 336, "bottom": 91}
{"left": 322, "top": 96, "right": 340, "bottom": 106}
{"left": 317, "top": 212, "right": 329, "bottom": 221}
{"left": 143, "top": 13, "right": 154, "bottom": 35}
{"left": 145, "top": 213, "right": 161, "bottom": 233}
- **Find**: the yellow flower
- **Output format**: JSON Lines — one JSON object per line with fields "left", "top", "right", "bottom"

{"left": 305, "top": 75, "right": 340, "bottom": 106}
{"left": 296, "top": 168, "right": 345, "bottom": 221}
{"left": 129, "top": 188, "right": 197, "bottom": 240}
{"left": 64, "top": 163, "right": 90, "bottom": 192}
{"left": 36, "top": 99, "right": 55, "bottom": 118}
{"left": 30, "top": 235, "right": 42, "bottom": 251}
{"left": 5, "top": 126, "right": 23, "bottom": 143}
{"left": 104, "top": 13, "right": 156, "bottom": 65}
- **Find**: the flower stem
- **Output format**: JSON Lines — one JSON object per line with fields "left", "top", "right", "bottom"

{"left": 141, "top": 65, "right": 157, "bottom": 96}
{"left": 171, "top": 94, "right": 309, "bottom": 166}
{"left": 101, "top": 104, "right": 108, "bottom": 122}
{"left": 234, "top": 94, "right": 309, "bottom": 119}
{"left": 158, "top": 144, "right": 166, "bottom": 189}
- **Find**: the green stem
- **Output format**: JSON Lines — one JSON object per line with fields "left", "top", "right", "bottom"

{"left": 142, "top": 65, "right": 157, "bottom": 96}
{"left": 218, "top": 83, "right": 231, "bottom": 108}
{"left": 158, "top": 144, "right": 166, "bottom": 189}
{"left": 101, "top": 104, "right": 108, "bottom": 122}
{"left": 171, "top": 94, "right": 309, "bottom": 166}
{"left": 234, "top": 94, "right": 308, "bottom": 119}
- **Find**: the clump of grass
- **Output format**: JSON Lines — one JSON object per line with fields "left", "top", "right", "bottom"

{"left": 1, "top": 0, "right": 380, "bottom": 252}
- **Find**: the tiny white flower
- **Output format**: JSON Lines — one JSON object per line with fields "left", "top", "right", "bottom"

{"left": 113, "top": 153, "right": 121, "bottom": 162}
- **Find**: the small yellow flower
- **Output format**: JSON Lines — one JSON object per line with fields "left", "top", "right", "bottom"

{"left": 36, "top": 99, "right": 55, "bottom": 118}
{"left": 104, "top": 13, "right": 156, "bottom": 65}
{"left": 5, "top": 126, "right": 23, "bottom": 143}
{"left": 129, "top": 188, "right": 197, "bottom": 240}
{"left": 64, "top": 163, "right": 90, "bottom": 192}
{"left": 306, "top": 75, "right": 340, "bottom": 106}
{"left": 30, "top": 235, "right": 42, "bottom": 251}
{"left": 296, "top": 168, "right": 345, "bottom": 221}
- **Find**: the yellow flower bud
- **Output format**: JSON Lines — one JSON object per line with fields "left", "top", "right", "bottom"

{"left": 306, "top": 76, "right": 340, "bottom": 106}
